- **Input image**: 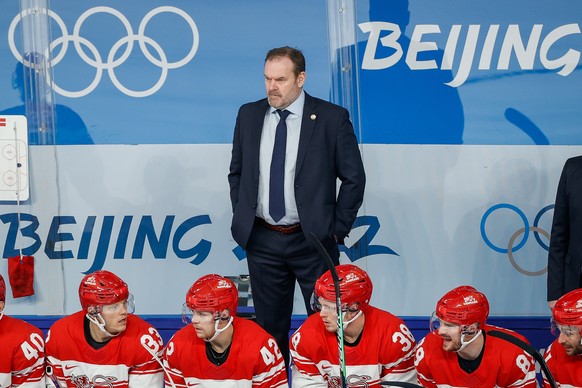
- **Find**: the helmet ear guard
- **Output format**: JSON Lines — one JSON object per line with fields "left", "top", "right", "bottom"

{"left": 218, "top": 309, "right": 231, "bottom": 320}
{"left": 460, "top": 323, "right": 479, "bottom": 336}
{"left": 87, "top": 305, "right": 101, "bottom": 315}
{"left": 346, "top": 302, "right": 361, "bottom": 313}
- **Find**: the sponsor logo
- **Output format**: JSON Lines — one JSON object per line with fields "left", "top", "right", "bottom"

{"left": 70, "top": 373, "right": 118, "bottom": 388}
{"left": 217, "top": 279, "right": 232, "bottom": 289}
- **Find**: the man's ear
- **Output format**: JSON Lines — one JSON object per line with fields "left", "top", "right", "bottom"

{"left": 462, "top": 323, "right": 479, "bottom": 335}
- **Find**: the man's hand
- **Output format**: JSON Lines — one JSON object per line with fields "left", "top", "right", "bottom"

{"left": 548, "top": 300, "right": 557, "bottom": 310}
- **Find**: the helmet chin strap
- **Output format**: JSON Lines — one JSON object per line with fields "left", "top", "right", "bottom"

{"left": 457, "top": 329, "right": 482, "bottom": 352}
{"left": 0, "top": 312, "right": 4, "bottom": 321}
{"left": 205, "top": 316, "right": 233, "bottom": 342}
{"left": 342, "top": 310, "right": 362, "bottom": 330}
{"left": 86, "top": 313, "right": 120, "bottom": 338}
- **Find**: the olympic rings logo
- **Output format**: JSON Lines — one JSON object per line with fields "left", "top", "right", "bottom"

{"left": 480, "top": 204, "right": 554, "bottom": 276}
{"left": 8, "top": 6, "right": 199, "bottom": 98}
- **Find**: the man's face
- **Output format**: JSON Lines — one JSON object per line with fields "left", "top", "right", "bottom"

{"left": 190, "top": 310, "right": 217, "bottom": 339}
{"left": 557, "top": 324, "right": 582, "bottom": 356}
{"left": 437, "top": 319, "right": 463, "bottom": 352}
{"left": 264, "top": 56, "right": 305, "bottom": 110}
{"left": 319, "top": 298, "right": 339, "bottom": 333}
{"left": 100, "top": 300, "right": 129, "bottom": 335}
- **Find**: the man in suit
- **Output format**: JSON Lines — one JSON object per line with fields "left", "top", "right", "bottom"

{"left": 547, "top": 155, "right": 582, "bottom": 309}
{"left": 228, "top": 46, "right": 365, "bottom": 366}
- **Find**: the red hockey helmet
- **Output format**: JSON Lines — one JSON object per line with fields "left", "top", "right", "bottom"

{"left": 553, "top": 289, "right": 582, "bottom": 328}
{"left": 435, "top": 285, "right": 489, "bottom": 327}
{"left": 313, "top": 264, "right": 373, "bottom": 312}
{"left": 0, "top": 274, "right": 5, "bottom": 302}
{"left": 185, "top": 274, "right": 238, "bottom": 317}
{"left": 79, "top": 270, "right": 129, "bottom": 313}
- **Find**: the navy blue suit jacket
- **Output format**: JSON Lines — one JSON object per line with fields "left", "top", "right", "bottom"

{"left": 228, "top": 92, "right": 365, "bottom": 250}
{"left": 547, "top": 155, "right": 582, "bottom": 301}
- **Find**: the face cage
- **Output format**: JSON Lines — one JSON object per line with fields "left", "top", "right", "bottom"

{"left": 88, "top": 293, "right": 135, "bottom": 315}
{"left": 550, "top": 318, "right": 582, "bottom": 338}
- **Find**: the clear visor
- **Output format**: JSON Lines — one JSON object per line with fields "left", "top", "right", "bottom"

{"left": 311, "top": 293, "right": 344, "bottom": 314}
{"left": 310, "top": 293, "right": 323, "bottom": 312}
{"left": 182, "top": 303, "right": 219, "bottom": 325}
{"left": 551, "top": 319, "right": 582, "bottom": 338}
{"left": 429, "top": 311, "right": 442, "bottom": 332}
{"left": 430, "top": 312, "right": 471, "bottom": 334}
{"left": 96, "top": 293, "right": 135, "bottom": 314}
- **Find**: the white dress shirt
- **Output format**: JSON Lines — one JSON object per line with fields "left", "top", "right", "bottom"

{"left": 256, "top": 91, "right": 305, "bottom": 225}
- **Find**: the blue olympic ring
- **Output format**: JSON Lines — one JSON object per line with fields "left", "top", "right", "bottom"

{"left": 480, "top": 203, "right": 554, "bottom": 254}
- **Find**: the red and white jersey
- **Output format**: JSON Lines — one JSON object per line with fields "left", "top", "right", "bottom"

{"left": 290, "top": 306, "right": 417, "bottom": 387}
{"left": 414, "top": 325, "right": 537, "bottom": 388}
{"left": 0, "top": 314, "right": 45, "bottom": 387}
{"left": 45, "top": 311, "right": 164, "bottom": 387}
{"left": 543, "top": 340, "right": 582, "bottom": 388}
{"left": 163, "top": 317, "right": 288, "bottom": 387}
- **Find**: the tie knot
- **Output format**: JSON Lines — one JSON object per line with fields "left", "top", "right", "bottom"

{"left": 276, "top": 109, "right": 290, "bottom": 120}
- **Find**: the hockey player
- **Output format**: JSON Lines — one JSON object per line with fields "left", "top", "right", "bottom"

{"left": 289, "top": 264, "right": 417, "bottom": 386}
{"left": 163, "top": 274, "right": 288, "bottom": 387}
{"left": 415, "top": 285, "right": 537, "bottom": 387}
{"left": 543, "top": 288, "right": 582, "bottom": 387}
{"left": 0, "top": 273, "right": 45, "bottom": 387}
{"left": 45, "top": 270, "right": 164, "bottom": 387}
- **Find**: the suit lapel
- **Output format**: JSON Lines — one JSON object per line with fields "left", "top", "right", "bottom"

{"left": 296, "top": 93, "right": 318, "bottom": 178}
{"left": 251, "top": 100, "right": 270, "bottom": 181}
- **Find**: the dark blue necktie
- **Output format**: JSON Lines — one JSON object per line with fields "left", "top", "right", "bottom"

{"left": 269, "top": 109, "right": 290, "bottom": 222}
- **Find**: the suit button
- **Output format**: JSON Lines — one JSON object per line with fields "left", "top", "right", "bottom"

{"left": 252, "top": 204, "right": 257, "bottom": 209}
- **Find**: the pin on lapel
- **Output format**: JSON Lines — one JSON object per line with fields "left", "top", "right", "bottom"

{"left": 310, "top": 114, "right": 316, "bottom": 121}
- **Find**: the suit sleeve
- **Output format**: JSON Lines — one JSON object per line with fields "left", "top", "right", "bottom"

{"left": 334, "top": 108, "right": 366, "bottom": 240}
{"left": 547, "top": 159, "right": 570, "bottom": 301}
{"left": 228, "top": 109, "right": 243, "bottom": 212}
